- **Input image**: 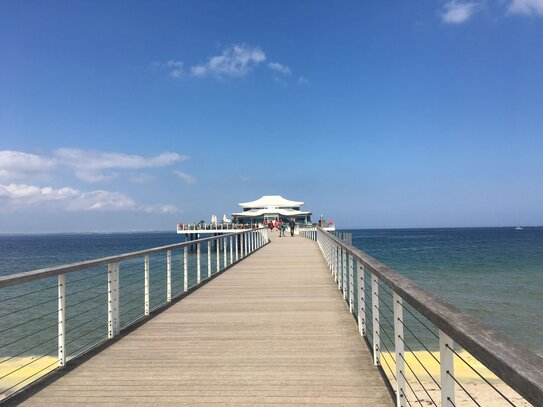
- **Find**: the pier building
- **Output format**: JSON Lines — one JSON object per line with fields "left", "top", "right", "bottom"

{"left": 232, "top": 195, "right": 311, "bottom": 225}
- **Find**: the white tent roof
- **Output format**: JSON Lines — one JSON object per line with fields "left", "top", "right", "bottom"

{"left": 232, "top": 208, "right": 311, "bottom": 217}
{"left": 239, "top": 195, "right": 304, "bottom": 209}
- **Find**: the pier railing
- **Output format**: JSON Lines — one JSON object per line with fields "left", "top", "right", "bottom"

{"left": 177, "top": 223, "right": 255, "bottom": 232}
{"left": 0, "top": 228, "right": 269, "bottom": 402}
{"left": 300, "top": 226, "right": 543, "bottom": 407}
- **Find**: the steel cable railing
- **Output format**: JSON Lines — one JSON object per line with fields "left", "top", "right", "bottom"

{"left": 305, "top": 228, "right": 542, "bottom": 407}
{"left": 0, "top": 227, "right": 269, "bottom": 402}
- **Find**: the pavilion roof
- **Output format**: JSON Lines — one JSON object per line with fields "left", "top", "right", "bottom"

{"left": 232, "top": 208, "right": 311, "bottom": 217}
{"left": 239, "top": 195, "right": 304, "bottom": 209}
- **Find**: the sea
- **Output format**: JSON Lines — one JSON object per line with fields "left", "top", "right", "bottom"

{"left": 0, "top": 227, "right": 541, "bottom": 360}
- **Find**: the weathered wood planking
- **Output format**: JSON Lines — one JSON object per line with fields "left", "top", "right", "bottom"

{"left": 17, "top": 233, "right": 392, "bottom": 406}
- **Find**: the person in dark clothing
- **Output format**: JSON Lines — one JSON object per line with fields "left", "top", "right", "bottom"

{"left": 289, "top": 219, "right": 296, "bottom": 237}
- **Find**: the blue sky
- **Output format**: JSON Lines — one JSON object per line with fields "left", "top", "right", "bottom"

{"left": 1, "top": 0, "right": 542, "bottom": 232}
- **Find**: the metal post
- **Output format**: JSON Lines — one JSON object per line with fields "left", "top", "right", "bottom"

{"left": 107, "top": 262, "right": 120, "bottom": 338}
{"left": 358, "top": 263, "right": 366, "bottom": 336}
{"left": 58, "top": 274, "right": 65, "bottom": 366}
{"left": 371, "top": 274, "right": 380, "bottom": 366}
{"left": 349, "top": 254, "right": 354, "bottom": 313}
{"left": 167, "top": 250, "right": 171, "bottom": 302}
{"left": 183, "top": 246, "right": 188, "bottom": 291}
{"left": 440, "top": 330, "right": 456, "bottom": 406}
{"left": 216, "top": 237, "right": 220, "bottom": 271}
{"left": 230, "top": 235, "right": 233, "bottom": 264}
{"left": 197, "top": 243, "right": 201, "bottom": 284}
{"left": 144, "top": 255, "right": 150, "bottom": 315}
{"left": 342, "top": 248, "right": 347, "bottom": 300}
{"left": 394, "top": 292, "right": 406, "bottom": 407}
{"left": 207, "top": 242, "right": 211, "bottom": 277}
{"left": 337, "top": 246, "right": 341, "bottom": 287}
{"left": 235, "top": 234, "right": 239, "bottom": 261}
{"left": 223, "top": 237, "right": 227, "bottom": 268}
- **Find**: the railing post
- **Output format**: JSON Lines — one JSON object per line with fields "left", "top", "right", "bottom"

{"left": 216, "top": 237, "right": 220, "bottom": 271}
{"left": 244, "top": 232, "right": 248, "bottom": 256}
{"left": 235, "top": 234, "right": 239, "bottom": 261}
{"left": 207, "top": 242, "right": 211, "bottom": 278}
{"left": 197, "top": 243, "right": 201, "bottom": 284}
{"left": 358, "top": 263, "right": 366, "bottom": 336}
{"left": 335, "top": 245, "right": 340, "bottom": 284}
{"left": 230, "top": 235, "right": 233, "bottom": 264}
{"left": 144, "top": 255, "right": 150, "bottom": 315}
{"left": 342, "top": 248, "right": 347, "bottom": 299}
{"left": 183, "top": 246, "right": 188, "bottom": 291}
{"left": 371, "top": 273, "right": 380, "bottom": 366}
{"left": 58, "top": 274, "right": 65, "bottom": 367}
{"left": 167, "top": 250, "right": 171, "bottom": 302}
{"left": 349, "top": 254, "right": 354, "bottom": 313}
{"left": 107, "top": 262, "right": 120, "bottom": 338}
{"left": 394, "top": 292, "right": 406, "bottom": 407}
{"left": 440, "top": 330, "right": 456, "bottom": 407}
{"left": 223, "top": 237, "right": 227, "bottom": 268}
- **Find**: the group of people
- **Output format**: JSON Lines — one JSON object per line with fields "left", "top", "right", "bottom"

{"left": 266, "top": 218, "right": 296, "bottom": 237}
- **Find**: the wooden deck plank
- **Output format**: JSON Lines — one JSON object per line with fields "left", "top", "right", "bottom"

{"left": 17, "top": 233, "right": 392, "bottom": 406}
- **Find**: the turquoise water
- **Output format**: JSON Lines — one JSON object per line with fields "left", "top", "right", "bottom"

{"left": 347, "top": 227, "right": 543, "bottom": 356}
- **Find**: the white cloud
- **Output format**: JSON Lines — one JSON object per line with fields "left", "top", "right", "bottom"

{"left": 190, "top": 65, "right": 207, "bottom": 77}
{"left": 0, "top": 149, "right": 187, "bottom": 184}
{"left": 173, "top": 170, "right": 196, "bottom": 184}
{"left": 441, "top": 1, "right": 480, "bottom": 23}
{"left": 54, "top": 148, "right": 186, "bottom": 183}
{"left": 0, "top": 151, "right": 55, "bottom": 181}
{"left": 166, "top": 60, "right": 184, "bottom": 78}
{"left": 0, "top": 183, "right": 180, "bottom": 214}
{"left": 67, "top": 190, "right": 137, "bottom": 211}
{"left": 127, "top": 173, "right": 155, "bottom": 184}
{"left": 508, "top": 0, "right": 543, "bottom": 15}
{"left": 190, "top": 44, "right": 266, "bottom": 78}
{"left": 268, "top": 62, "right": 291, "bottom": 76}
{"left": 298, "top": 76, "right": 309, "bottom": 85}
{"left": 141, "top": 204, "right": 180, "bottom": 214}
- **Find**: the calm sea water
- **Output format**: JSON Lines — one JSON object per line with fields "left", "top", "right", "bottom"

{"left": 347, "top": 227, "right": 543, "bottom": 356}
{"left": 0, "top": 228, "right": 541, "bottom": 357}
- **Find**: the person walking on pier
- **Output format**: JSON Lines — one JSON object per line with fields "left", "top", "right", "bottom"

{"left": 280, "top": 221, "right": 286, "bottom": 237}
{"left": 289, "top": 218, "right": 296, "bottom": 237}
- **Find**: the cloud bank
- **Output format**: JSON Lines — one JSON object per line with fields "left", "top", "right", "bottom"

{"left": 508, "top": 0, "right": 543, "bottom": 15}
{"left": 0, "top": 148, "right": 190, "bottom": 214}
{"left": 0, "top": 183, "right": 180, "bottom": 213}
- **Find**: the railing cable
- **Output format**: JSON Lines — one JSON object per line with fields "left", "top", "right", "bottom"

{"left": 0, "top": 284, "right": 57, "bottom": 304}
{"left": 446, "top": 371, "right": 482, "bottom": 407}
{"left": 446, "top": 344, "right": 517, "bottom": 406}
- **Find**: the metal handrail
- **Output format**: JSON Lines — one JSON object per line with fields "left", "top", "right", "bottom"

{"left": 0, "top": 230, "right": 252, "bottom": 289}
{"left": 0, "top": 227, "right": 270, "bottom": 402}
{"left": 310, "top": 227, "right": 543, "bottom": 406}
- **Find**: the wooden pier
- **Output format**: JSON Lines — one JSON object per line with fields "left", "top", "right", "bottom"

{"left": 12, "top": 233, "right": 392, "bottom": 406}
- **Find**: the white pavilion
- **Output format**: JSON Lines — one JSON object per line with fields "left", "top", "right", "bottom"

{"left": 232, "top": 195, "right": 312, "bottom": 225}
